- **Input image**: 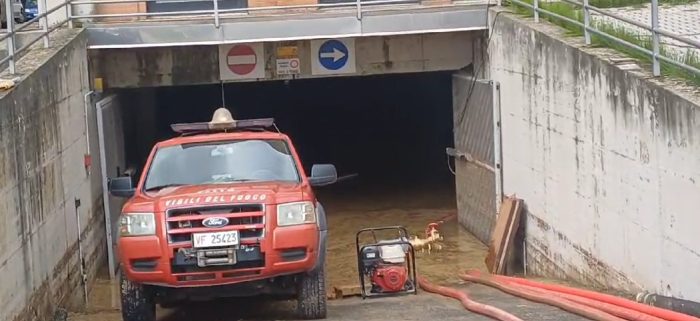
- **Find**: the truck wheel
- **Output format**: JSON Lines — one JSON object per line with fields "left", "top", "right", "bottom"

{"left": 120, "top": 269, "right": 156, "bottom": 321}
{"left": 296, "top": 263, "right": 327, "bottom": 320}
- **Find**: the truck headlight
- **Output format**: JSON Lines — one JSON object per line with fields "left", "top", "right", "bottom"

{"left": 277, "top": 202, "right": 316, "bottom": 226}
{"left": 119, "top": 213, "right": 156, "bottom": 236}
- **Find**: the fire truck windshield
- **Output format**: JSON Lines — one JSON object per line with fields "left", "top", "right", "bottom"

{"left": 143, "top": 139, "right": 301, "bottom": 191}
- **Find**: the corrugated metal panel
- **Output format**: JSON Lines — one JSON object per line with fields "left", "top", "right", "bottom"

{"left": 452, "top": 71, "right": 496, "bottom": 244}
{"left": 453, "top": 73, "right": 494, "bottom": 165}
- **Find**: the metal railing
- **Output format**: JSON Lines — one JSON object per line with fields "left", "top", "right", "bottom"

{"left": 1, "top": 0, "right": 73, "bottom": 73}
{"left": 16, "top": 0, "right": 696, "bottom": 79}
{"left": 69, "top": 0, "right": 421, "bottom": 23}
{"left": 508, "top": 0, "right": 700, "bottom": 77}
{"left": 0, "top": 0, "right": 429, "bottom": 74}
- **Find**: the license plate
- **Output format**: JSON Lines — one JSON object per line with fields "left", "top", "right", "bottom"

{"left": 193, "top": 230, "right": 239, "bottom": 248}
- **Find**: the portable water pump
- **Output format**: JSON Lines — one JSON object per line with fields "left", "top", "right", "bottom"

{"left": 356, "top": 226, "right": 417, "bottom": 298}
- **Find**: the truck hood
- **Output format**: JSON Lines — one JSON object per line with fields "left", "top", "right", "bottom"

{"left": 142, "top": 182, "right": 306, "bottom": 211}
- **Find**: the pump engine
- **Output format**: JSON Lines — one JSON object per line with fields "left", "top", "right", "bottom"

{"left": 356, "top": 226, "right": 417, "bottom": 298}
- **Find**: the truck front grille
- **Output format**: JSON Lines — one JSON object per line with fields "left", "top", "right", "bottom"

{"left": 166, "top": 204, "right": 265, "bottom": 244}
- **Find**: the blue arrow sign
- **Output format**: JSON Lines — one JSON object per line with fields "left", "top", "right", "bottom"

{"left": 318, "top": 40, "right": 349, "bottom": 71}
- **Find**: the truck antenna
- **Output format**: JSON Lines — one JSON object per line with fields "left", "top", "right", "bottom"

{"left": 220, "top": 81, "right": 226, "bottom": 108}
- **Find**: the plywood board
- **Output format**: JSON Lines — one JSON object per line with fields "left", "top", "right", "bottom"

{"left": 485, "top": 196, "right": 523, "bottom": 274}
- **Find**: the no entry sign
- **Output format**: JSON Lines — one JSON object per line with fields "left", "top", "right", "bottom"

{"left": 219, "top": 43, "right": 265, "bottom": 80}
{"left": 227, "top": 45, "right": 257, "bottom": 75}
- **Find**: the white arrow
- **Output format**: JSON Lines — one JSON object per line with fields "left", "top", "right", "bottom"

{"left": 320, "top": 48, "right": 346, "bottom": 62}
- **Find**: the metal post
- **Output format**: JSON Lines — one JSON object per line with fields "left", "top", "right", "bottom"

{"left": 356, "top": 0, "right": 361, "bottom": 20}
{"left": 491, "top": 81, "right": 504, "bottom": 211}
{"left": 66, "top": 0, "right": 73, "bottom": 28}
{"left": 213, "top": 0, "right": 220, "bottom": 28}
{"left": 5, "top": 0, "right": 16, "bottom": 74}
{"left": 583, "top": 0, "right": 591, "bottom": 45}
{"left": 83, "top": 91, "right": 94, "bottom": 157}
{"left": 73, "top": 198, "right": 89, "bottom": 307}
{"left": 39, "top": 0, "right": 49, "bottom": 47}
{"left": 533, "top": 0, "right": 539, "bottom": 23}
{"left": 651, "top": 0, "right": 660, "bottom": 76}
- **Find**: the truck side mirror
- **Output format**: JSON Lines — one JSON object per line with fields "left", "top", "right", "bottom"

{"left": 109, "top": 176, "right": 135, "bottom": 198}
{"left": 309, "top": 164, "right": 338, "bottom": 187}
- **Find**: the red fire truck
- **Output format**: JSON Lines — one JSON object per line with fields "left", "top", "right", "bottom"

{"left": 109, "top": 108, "right": 336, "bottom": 321}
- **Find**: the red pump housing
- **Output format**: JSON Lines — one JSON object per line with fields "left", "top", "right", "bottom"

{"left": 372, "top": 264, "right": 409, "bottom": 293}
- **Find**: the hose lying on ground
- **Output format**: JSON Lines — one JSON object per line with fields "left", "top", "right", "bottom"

{"left": 482, "top": 274, "right": 667, "bottom": 321}
{"left": 459, "top": 273, "right": 627, "bottom": 321}
{"left": 416, "top": 275, "right": 524, "bottom": 321}
{"left": 417, "top": 217, "right": 688, "bottom": 321}
{"left": 490, "top": 274, "right": 700, "bottom": 321}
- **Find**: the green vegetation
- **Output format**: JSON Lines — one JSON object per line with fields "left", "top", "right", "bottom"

{"left": 590, "top": 0, "right": 696, "bottom": 9}
{"left": 507, "top": 0, "right": 700, "bottom": 86}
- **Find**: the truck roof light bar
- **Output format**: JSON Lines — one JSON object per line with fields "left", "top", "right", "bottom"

{"left": 170, "top": 107, "right": 276, "bottom": 134}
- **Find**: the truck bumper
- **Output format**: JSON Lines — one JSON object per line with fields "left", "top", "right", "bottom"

{"left": 119, "top": 224, "right": 322, "bottom": 288}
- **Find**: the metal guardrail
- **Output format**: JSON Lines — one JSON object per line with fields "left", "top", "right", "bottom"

{"left": 2, "top": 0, "right": 72, "bottom": 73}
{"left": 1, "top": 0, "right": 423, "bottom": 74}
{"left": 69, "top": 0, "right": 420, "bottom": 22}
{"left": 4, "top": 0, "right": 696, "bottom": 78}
{"left": 508, "top": 0, "right": 700, "bottom": 77}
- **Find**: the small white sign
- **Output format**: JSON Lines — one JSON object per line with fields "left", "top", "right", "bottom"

{"left": 311, "top": 38, "right": 356, "bottom": 75}
{"left": 276, "top": 58, "right": 300, "bottom": 75}
{"left": 219, "top": 43, "right": 266, "bottom": 80}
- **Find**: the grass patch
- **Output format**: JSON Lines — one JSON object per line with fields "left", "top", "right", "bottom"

{"left": 507, "top": 0, "right": 700, "bottom": 86}
{"left": 590, "top": 0, "right": 696, "bottom": 9}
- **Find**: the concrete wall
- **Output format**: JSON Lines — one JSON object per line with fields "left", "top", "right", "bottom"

{"left": 0, "top": 29, "right": 106, "bottom": 321}
{"left": 489, "top": 9, "right": 700, "bottom": 300}
{"left": 89, "top": 31, "right": 478, "bottom": 88}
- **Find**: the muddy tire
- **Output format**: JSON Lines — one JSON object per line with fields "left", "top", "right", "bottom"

{"left": 120, "top": 269, "right": 155, "bottom": 321}
{"left": 296, "top": 263, "right": 327, "bottom": 320}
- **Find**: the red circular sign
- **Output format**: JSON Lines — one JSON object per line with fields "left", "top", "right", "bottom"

{"left": 227, "top": 44, "right": 257, "bottom": 75}
{"left": 290, "top": 59, "right": 299, "bottom": 69}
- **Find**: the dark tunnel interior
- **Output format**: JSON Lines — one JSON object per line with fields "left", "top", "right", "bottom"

{"left": 119, "top": 71, "right": 456, "bottom": 197}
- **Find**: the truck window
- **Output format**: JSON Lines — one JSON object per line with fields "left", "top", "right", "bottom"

{"left": 144, "top": 139, "right": 301, "bottom": 190}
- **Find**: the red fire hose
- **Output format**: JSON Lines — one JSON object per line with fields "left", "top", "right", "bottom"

{"left": 504, "top": 281, "right": 668, "bottom": 321}
{"left": 465, "top": 271, "right": 666, "bottom": 321}
{"left": 417, "top": 276, "right": 524, "bottom": 321}
{"left": 459, "top": 273, "right": 627, "bottom": 321}
{"left": 490, "top": 274, "right": 700, "bottom": 321}
{"left": 417, "top": 217, "right": 698, "bottom": 321}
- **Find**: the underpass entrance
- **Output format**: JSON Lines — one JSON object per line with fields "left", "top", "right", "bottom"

{"left": 96, "top": 69, "right": 503, "bottom": 297}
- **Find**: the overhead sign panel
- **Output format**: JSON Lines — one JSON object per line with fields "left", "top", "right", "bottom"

{"left": 219, "top": 43, "right": 265, "bottom": 80}
{"left": 311, "top": 38, "right": 356, "bottom": 75}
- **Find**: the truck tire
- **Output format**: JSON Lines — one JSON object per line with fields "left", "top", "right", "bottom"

{"left": 120, "top": 269, "right": 156, "bottom": 321}
{"left": 296, "top": 263, "right": 327, "bottom": 320}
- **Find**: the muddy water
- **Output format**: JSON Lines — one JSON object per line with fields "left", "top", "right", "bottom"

{"left": 70, "top": 184, "right": 488, "bottom": 321}
{"left": 321, "top": 184, "right": 488, "bottom": 289}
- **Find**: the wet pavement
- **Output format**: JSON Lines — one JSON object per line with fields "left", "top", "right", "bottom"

{"left": 67, "top": 183, "right": 586, "bottom": 321}
{"left": 70, "top": 282, "right": 591, "bottom": 321}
